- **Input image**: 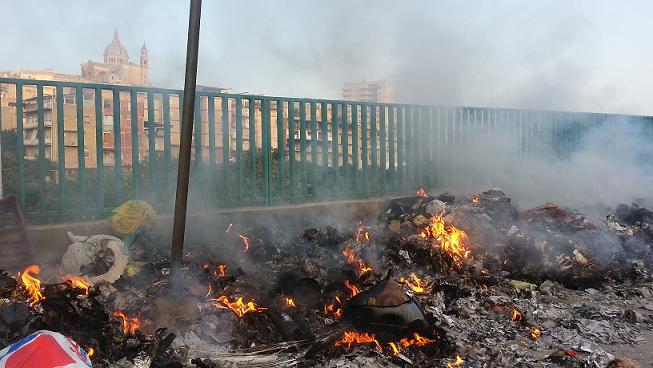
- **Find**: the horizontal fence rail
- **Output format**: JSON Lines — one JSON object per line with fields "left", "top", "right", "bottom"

{"left": 0, "top": 77, "right": 652, "bottom": 222}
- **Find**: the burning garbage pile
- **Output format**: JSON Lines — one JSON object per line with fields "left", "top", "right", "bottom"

{"left": 1, "top": 190, "right": 652, "bottom": 367}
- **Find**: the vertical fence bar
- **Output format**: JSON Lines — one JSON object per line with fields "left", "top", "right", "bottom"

{"left": 370, "top": 105, "right": 378, "bottom": 188}
{"left": 388, "top": 106, "right": 395, "bottom": 187}
{"left": 221, "top": 96, "right": 230, "bottom": 203}
{"left": 36, "top": 84, "right": 46, "bottom": 212}
{"left": 320, "top": 102, "right": 328, "bottom": 192}
{"left": 361, "top": 105, "right": 368, "bottom": 191}
{"left": 263, "top": 99, "right": 272, "bottom": 204}
{"left": 351, "top": 104, "right": 359, "bottom": 193}
{"left": 276, "top": 100, "right": 285, "bottom": 201}
{"left": 161, "top": 93, "right": 171, "bottom": 199}
{"left": 76, "top": 87, "right": 87, "bottom": 208}
{"left": 15, "top": 83, "right": 25, "bottom": 207}
{"left": 341, "top": 103, "right": 348, "bottom": 193}
{"left": 113, "top": 89, "right": 123, "bottom": 204}
{"left": 310, "top": 101, "right": 318, "bottom": 195}
{"left": 380, "top": 105, "right": 387, "bottom": 189}
{"left": 235, "top": 97, "right": 243, "bottom": 199}
{"left": 288, "top": 100, "right": 295, "bottom": 197}
{"left": 299, "top": 100, "right": 307, "bottom": 195}
{"left": 397, "top": 106, "right": 405, "bottom": 191}
{"left": 147, "top": 91, "right": 156, "bottom": 203}
{"left": 194, "top": 95, "right": 202, "bottom": 164}
{"left": 248, "top": 97, "right": 256, "bottom": 199}
{"left": 94, "top": 87, "right": 105, "bottom": 209}
{"left": 331, "top": 103, "right": 339, "bottom": 191}
{"left": 207, "top": 95, "right": 217, "bottom": 198}
{"left": 56, "top": 85, "right": 66, "bottom": 211}
{"left": 129, "top": 90, "right": 139, "bottom": 199}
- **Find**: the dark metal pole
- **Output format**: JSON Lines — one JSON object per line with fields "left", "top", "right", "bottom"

{"left": 171, "top": 0, "right": 202, "bottom": 261}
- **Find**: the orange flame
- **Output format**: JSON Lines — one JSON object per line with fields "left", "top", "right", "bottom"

{"left": 419, "top": 214, "right": 470, "bottom": 266}
{"left": 214, "top": 264, "right": 227, "bottom": 277}
{"left": 86, "top": 347, "right": 94, "bottom": 358}
{"left": 20, "top": 265, "right": 45, "bottom": 306}
{"left": 447, "top": 355, "right": 465, "bottom": 368}
{"left": 211, "top": 296, "right": 267, "bottom": 317}
{"left": 324, "top": 295, "right": 343, "bottom": 318}
{"left": 239, "top": 234, "right": 250, "bottom": 251}
{"left": 342, "top": 247, "right": 373, "bottom": 275}
{"left": 416, "top": 187, "right": 429, "bottom": 198}
{"left": 335, "top": 331, "right": 382, "bottom": 351}
{"left": 113, "top": 311, "right": 141, "bottom": 335}
{"left": 468, "top": 194, "right": 480, "bottom": 203}
{"left": 399, "top": 333, "right": 435, "bottom": 347}
{"left": 226, "top": 223, "right": 233, "bottom": 233}
{"left": 344, "top": 280, "right": 360, "bottom": 299}
{"left": 62, "top": 275, "right": 92, "bottom": 295}
{"left": 399, "top": 273, "right": 427, "bottom": 293}
{"left": 511, "top": 307, "right": 523, "bottom": 321}
{"left": 285, "top": 297, "right": 296, "bottom": 308}
{"left": 355, "top": 222, "right": 370, "bottom": 244}
{"left": 529, "top": 327, "right": 541, "bottom": 340}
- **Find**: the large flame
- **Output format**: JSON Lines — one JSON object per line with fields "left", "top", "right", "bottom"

{"left": 342, "top": 247, "right": 373, "bottom": 275}
{"left": 399, "top": 273, "right": 427, "bottom": 293}
{"left": 335, "top": 331, "right": 382, "bottom": 351}
{"left": 20, "top": 265, "right": 45, "bottom": 306}
{"left": 419, "top": 213, "right": 470, "bottom": 266}
{"left": 324, "top": 295, "right": 343, "bottom": 319}
{"left": 344, "top": 280, "right": 361, "bottom": 299}
{"left": 62, "top": 275, "right": 92, "bottom": 295}
{"left": 399, "top": 333, "right": 435, "bottom": 347}
{"left": 113, "top": 311, "right": 141, "bottom": 335}
{"left": 211, "top": 296, "right": 267, "bottom": 317}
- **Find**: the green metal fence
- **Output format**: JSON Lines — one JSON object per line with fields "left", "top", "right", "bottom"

{"left": 0, "top": 77, "right": 652, "bottom": 222}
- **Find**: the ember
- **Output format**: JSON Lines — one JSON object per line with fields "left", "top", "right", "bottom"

{"left": 226, "top": 223, "right": 233, "bottom": 233}
{"left": 419, "top": 214, "right": 470, "bottom": 266}
{"left": 285, "top": 297, "right": 296, "bottom": 308}
{"left": 239, "top": 234, "right": 250, "bottom": 251}
{"left": 511, "top": 306, "right": 523, "bottom": 321}
{"left": 342, "top": 247, "right": 373, "bottom": 275}
{"left": 389, "top": 342, "right": 400, "bottom": 355}
{"left": 334, "top": 331, "right": 382, "bottom": 351}
{"left": 112, "top": 311, "right": 141, "bottom": 335}
{"left": 214, "top": 264, "right": 227, "bottom": 277}
{"left": 62, "top": 275, "right": 92, "bottom": 295}
{"left": 447, "top": 355, "right": 466, "bottom": 368}
{"left": 211, "top": 295, "right": 267, "bottom": 317}
{"left": 416, "top": 187, "right": 429, "bottom": 198}
{"left": 399, "top": 273, "right": 427, "bottom": 293}
{"left": 87, "top": 347, "right": 94, "bottom": 358}
{"left": 344, "top": 280, "right": 361, "bottom": 298}
{"left": 529, "top": 327, "right": 541, "bottom": 340}
{"left": 468, "top": 194, "right": 480, "bottom": 203}
{"left": 20, "top": 265, "right": 45, "bottom": 306}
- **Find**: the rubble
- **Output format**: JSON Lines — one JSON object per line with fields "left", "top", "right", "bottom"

{"left": 1, "top": 188, "right": 652, "bottom": 367}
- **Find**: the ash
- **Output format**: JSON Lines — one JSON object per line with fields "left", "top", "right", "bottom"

{"left": 1, "top": 188, "right": 652, "bottom": 368}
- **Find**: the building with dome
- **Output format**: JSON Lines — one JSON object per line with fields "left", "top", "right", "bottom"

{"left": 81, "top": 30, "right": 148, "bottom": 86}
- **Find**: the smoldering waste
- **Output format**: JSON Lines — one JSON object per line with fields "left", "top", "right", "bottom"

{"left": 1, "top": 188, "right": 652, "bottom": 367}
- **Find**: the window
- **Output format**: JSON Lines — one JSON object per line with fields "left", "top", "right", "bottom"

{"left": 104, "top": 100, "right": 112, "bottom": 109}
{"left": 84, "top": 150, "right": 91, "bottom": 159}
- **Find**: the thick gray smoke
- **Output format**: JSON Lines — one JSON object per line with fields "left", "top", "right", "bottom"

{"left": 426, "top": 115, "right": 653, "bottom": 212}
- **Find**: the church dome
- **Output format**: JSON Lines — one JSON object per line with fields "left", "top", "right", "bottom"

{"left": 104, "top": 29, "right": 129, "bottom": 64}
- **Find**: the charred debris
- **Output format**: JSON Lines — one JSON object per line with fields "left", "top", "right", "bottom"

{"left": 1, "top": 188, "right": 652, "bottom": 367}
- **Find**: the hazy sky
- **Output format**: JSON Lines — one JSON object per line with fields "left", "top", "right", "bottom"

{"left": 2, "top": 1, "right": 652, "bottom": 115}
